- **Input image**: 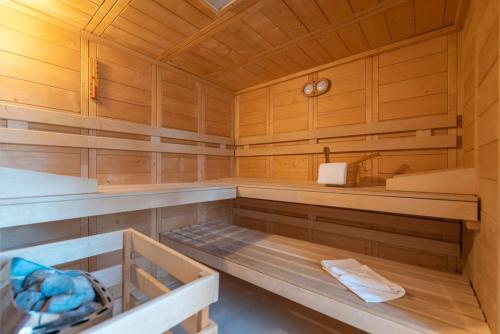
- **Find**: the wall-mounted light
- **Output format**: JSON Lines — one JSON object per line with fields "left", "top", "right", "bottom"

{"left": 302, "top": 78, "right": 330, "bottom": 97}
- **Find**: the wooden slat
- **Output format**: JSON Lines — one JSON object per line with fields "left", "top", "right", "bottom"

{"left": 236, "top": 114, "right": 456, "bottom": 145}
{"left": 0, "top": 128, "right": 233, "bottom": 156}
{"left": 236, "top": 135, "right": 457, "bottom": 157}
{"left": 0, "top": 230, "right": 123, "bottom": 266}
{"left": 0, "top": 103, "right": 233, "bottom": 145}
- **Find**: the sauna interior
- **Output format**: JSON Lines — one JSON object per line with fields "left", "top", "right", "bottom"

{"left": 0, "top": 0, "right": 498, "bottom": 333}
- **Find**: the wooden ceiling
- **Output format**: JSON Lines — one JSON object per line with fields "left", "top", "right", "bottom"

{"left": 5, "top": 0, "right": 463, "bottom": 91}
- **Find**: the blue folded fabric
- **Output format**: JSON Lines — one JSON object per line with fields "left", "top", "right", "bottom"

{"left": 15, "top": 291, "right": 46, "bottom": 311}
{"left": 47, "top": 294, "right": 85, "bottom": 313}
{"left": 41, "top": 274, "right": 74, "bottom": 297}
{"left": 24, "top": 269, "right": 56, "bottom": 288}
{"left": 72, "top": 275, "right": 96, "bottom": 304}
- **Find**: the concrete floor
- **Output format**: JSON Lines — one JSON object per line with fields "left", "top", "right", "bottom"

{"left": 173, "top": 273, "right": 362, "bottom": 334}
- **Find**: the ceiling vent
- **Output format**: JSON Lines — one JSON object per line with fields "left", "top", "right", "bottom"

{"left": 204, "top": 0, "right": 235, "bottom": 11}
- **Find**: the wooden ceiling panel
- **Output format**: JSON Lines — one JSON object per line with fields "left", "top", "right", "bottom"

{"left": 281, "top": 0, "right": 330, "bottom": 31}
{"left": 11, "top": 0, "right": 100, "bottom": 28}
{"left": 153, "top": 0, "right": 213, "bottom": 29}
{"left": 414, "top": 0, "right": 447, "bottom": 34}
{"left": 384, "top": 1, "right": 415, "bottom": 42}
{"left": 337, "top": 23, "right": 371, "bottom": 54}
{"left": 315, "top": 0, "right": 353, "bottom": 23}
{"left": 348, "top": 0, "right": 379, "bottom": 13}
{"left": 120, "top": 6, "right": 185, "bottom": 44}
{"left": 286, "top": 45, "right": 319, "bottom": 69}
{"left": 5, "top": 0, "right": 465, "bottom": 91}
{"left": 317, "top": 31, "right": 352, "bottom": 60}
{"left": 299, "top": 39, "right": 333, "bottom": 66}
{"left": 240, "top": 8, "right": 289, "bottom": 46}
{"left": 359, "top": 12, "right": 392, "bottom": 48}
{"left": 258, "top": 0, "right": 309, "bottom": 38}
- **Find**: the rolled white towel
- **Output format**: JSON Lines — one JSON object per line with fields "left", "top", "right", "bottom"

{"left": 321, "top": 258, "right": 405, "bottom": 303}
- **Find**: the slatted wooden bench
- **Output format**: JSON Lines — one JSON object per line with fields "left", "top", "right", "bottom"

{"left": 161, "top": 221, "right": 489, "bottom": 334}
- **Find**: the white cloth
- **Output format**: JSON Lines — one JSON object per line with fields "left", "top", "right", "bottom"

{"left": 317, "top": 162, "right": 348, "bottom": 185}
{"left": 321, "top": 259, "right": 405, "bottom": 303}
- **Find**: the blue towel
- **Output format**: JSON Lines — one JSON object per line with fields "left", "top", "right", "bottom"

{"left": 41, "top": 274, "right": 74, "bottom": 297}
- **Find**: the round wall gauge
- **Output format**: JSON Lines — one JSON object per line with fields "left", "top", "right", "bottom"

{"left": 316, "top": 79, "right": 329, "bottom": 93}
{"left": 303, "top": 83, "right": 314, "bottom": 95}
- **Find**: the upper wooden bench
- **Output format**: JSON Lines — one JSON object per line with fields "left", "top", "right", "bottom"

{"left": 0, "top": 171, "right": 479, "bottom": 228}
{"left": 161, "top": 221, "right": 489, "bottom": 334}
{"left": 202, "top": 177, "right": 479, "bottom": 221}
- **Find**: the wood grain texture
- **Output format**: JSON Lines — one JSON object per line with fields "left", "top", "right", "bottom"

{"left": 459, "top": 0, "right": 498, "bottom": 332}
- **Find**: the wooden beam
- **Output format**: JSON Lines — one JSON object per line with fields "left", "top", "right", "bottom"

{"left": 0, "top": 127, "right": 233, "bottom": 156}
{"left": 453, "top": 0, "right": 471, "bottom": 30}
{"left": 236, "top": 135, "right": 457, "bottom": 157}
{"left": 158, "top": 0, "right": 262, "bottom": 61}
{"left": 85, "top": 0, "right": 132, "bottom": 34}
{"left": 236, "top": 114, "right": 457, "bottom": 146}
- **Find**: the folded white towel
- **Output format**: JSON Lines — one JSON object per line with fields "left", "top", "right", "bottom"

{"left": 321, "top": 258, "right": 405, "bottom": 303}
{"left": 317, "top": 162, "right": 348, "bottom": 185}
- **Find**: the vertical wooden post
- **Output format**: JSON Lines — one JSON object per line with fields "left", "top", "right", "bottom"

{"left": 195, "top": 272, "right": 209, "bottom": 333}
{"left": 122, "top": 230, "right": 132, "bottom": 312}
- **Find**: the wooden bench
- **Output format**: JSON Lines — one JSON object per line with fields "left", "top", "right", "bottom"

{"left": 201, "top": 177, "right": 479, "bottom": 221}
{"left": 161, "top": 221, "right": 489, "bottom": 334}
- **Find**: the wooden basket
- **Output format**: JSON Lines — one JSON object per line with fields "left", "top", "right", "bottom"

{"left": 323, "top": 147, "right": 380, "bottom": 187}
{"left": 0, "top": 229, "right": 219, "bottom": 334}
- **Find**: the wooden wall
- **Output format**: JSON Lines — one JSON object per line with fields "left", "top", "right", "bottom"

{"left": 459, "top": 0, "right": 499, "bottom": 332}
{"left": 235, "top": 33, "right": 459, "bottom": 181}
{"left": 234, "top": 198, "right": 461, "bottom": 273}
{"left": 0, "top": 7, "right": 234, "bottom": 271}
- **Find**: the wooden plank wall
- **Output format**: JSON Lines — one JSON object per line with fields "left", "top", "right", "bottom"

{"left": 233, "top": 33, "right": 463, "bottom": 273}
{"left": 460, "top": 0, "right": 499, "bottom": 332}
{"left": 0, "top": 7, "right": 234, "bottom": 272}
{"left": 235, "top": 33, "right": 459, "bottom": 180}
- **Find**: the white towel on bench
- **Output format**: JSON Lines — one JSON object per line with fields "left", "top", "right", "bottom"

{"left": 321, "top": 258, "right": 405, "bottom": 303}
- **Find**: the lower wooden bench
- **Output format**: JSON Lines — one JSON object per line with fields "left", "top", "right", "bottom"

{"left": 161, "top": 221, "right": 489, "bottom": 334}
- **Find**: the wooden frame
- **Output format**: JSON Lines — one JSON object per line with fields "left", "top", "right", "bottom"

{"left": 0, "top": 229, "right": 219, "bottom": 334}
